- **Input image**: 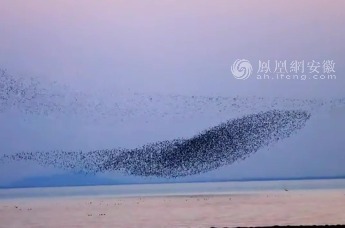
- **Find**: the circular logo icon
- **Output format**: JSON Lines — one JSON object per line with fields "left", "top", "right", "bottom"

{"left": 231, "top": 59, "right": 252, "bottom": 80}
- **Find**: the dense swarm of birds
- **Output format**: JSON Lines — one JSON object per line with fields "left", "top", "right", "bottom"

{"left": 0, "top": 69, "right": 342, "bottom": 177}
{"left": 2, "top": 110, "right": 310, "bottom": 178}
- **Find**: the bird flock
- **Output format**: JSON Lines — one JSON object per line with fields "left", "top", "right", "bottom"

{"left": 0, "top": 69, "right": 343, "bottom": 123}
{"left": 0, "top": 70, "right": 342, "bottom": 177}
{"left": 2, "top": 109, "right": 310, "bottom": 178}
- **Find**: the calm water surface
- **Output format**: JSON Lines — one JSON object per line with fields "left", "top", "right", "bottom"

{"left": 0, "top": 179, "right": 345, "bottom": 200}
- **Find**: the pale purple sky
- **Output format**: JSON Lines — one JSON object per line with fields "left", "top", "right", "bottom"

{"left": 0, "top": 0, "right": 344, "bottom": 185}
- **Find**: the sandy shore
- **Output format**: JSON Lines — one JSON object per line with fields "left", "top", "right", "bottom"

{"left": 0, "top": 190, "right": 344, "bottom": 228}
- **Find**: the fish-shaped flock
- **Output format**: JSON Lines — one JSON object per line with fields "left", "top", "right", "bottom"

{"left": 1, "top": 110, "right": 311, "bottom": 178}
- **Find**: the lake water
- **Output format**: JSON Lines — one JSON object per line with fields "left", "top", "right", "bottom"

{"left": 1, "top": 179, "right": 345, "bottom": 200}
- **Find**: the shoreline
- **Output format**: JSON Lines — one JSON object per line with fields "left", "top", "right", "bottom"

{"left": 1, "top": 189, "right": 344, "bottom": 227}
{"left": 0, "top": 188, "right": 342, "bottom": 201}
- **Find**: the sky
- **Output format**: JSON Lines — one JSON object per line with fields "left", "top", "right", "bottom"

{"left": 0, "top": 0, "right": 345, "bottom": 187}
